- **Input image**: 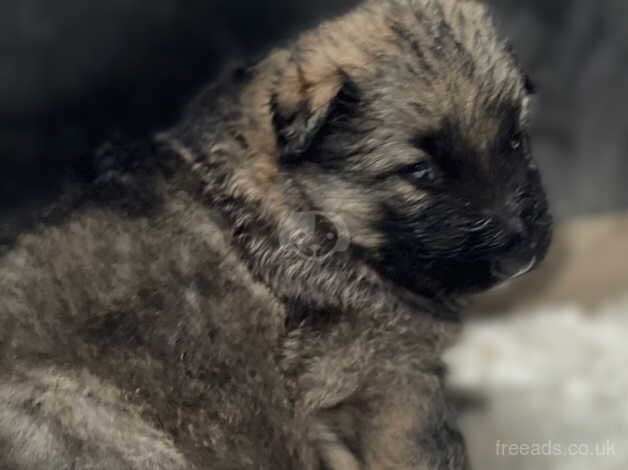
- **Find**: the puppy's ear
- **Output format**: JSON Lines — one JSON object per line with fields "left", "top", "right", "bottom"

{"left": 271, "top": 69, "right": 359, "bottom": 164}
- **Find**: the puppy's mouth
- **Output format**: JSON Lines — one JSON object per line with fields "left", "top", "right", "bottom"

{"left": 487, "top": 215, "right": 552, "bottom": 285}
{"left": 490, "top": 254, "right": 538, "bottom": 283}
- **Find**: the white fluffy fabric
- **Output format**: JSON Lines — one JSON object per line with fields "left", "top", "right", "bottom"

{"left": 446, "top": 296, "right": 628, "bottom": 470}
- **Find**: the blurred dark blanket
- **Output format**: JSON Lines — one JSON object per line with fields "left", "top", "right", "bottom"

{"left": 0, "top": 0, "right": 358, "bottom": 228}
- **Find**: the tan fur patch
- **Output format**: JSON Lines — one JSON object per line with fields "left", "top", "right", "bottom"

{"left": 312, "top": 422, "right": 361, "bottom": 470}
{"left": 267, "top": 5, "right": 394, "bottom": 118}
{"left": 366, "top": 404, "right": 419, "bottom": 469}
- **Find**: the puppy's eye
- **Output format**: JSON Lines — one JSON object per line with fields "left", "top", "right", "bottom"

{"left": 401, "top": 160, "right": 435, "bottom": 182}
{"left": 510, "top": 135, "right": 522, "bottom": 151}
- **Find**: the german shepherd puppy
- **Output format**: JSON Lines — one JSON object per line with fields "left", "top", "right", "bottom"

{"left": 0, "top": 0, "right": 551, "bottom": 468}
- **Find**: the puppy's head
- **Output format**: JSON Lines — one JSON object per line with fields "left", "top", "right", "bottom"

{"left": 267, "top": 0, "right": 552, "bottom": 297}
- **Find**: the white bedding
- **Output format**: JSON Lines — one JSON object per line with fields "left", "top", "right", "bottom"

{"left": 447, "top": 296, "right": 628, "bottom": 470}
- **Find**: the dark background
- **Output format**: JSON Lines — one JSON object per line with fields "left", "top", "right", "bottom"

{"left": 491, "top": 0, "right": 628, "bottom": 218}
{"left": 0, "top": 0, "right": 359, "bottom": 237}
{"left": 1, "top": 0, "right": 626, "bottom": 238}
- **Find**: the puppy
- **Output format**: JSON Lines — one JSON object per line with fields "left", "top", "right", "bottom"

{"left": 0, "top": 0, "right": 551, "bottom": 468}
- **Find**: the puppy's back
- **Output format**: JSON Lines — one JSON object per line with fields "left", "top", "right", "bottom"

{"left": 0, "top": 179, "right": 300, "bottom": 468}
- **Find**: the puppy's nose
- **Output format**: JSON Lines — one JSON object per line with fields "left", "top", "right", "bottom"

{"left": 504, "top": 215, "right": 525, "bottom": 235}
{"left": 497, "top": 196, "right": 526, "bottom": 234}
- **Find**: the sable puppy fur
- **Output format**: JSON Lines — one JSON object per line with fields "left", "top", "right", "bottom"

{"left": 0, "top": 0, "right": 552, "bottom": 469}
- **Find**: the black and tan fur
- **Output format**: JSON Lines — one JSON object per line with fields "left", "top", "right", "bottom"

{"left": 0, "top": 0, "right": 552, "bottom": 469}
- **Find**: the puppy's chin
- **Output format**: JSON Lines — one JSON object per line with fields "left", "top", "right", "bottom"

{"left": 368, "top": 242, "right": 549, "bottom": 300}
{"left": 365, "top": 249, "right": 490, "bottom": 299}
{"left": 413, "top": 260, "right": 502, "bottom": 298}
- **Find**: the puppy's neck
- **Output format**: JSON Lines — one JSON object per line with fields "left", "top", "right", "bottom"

{"left": 159, "top": 141, "right": 455, "bottom": 336}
